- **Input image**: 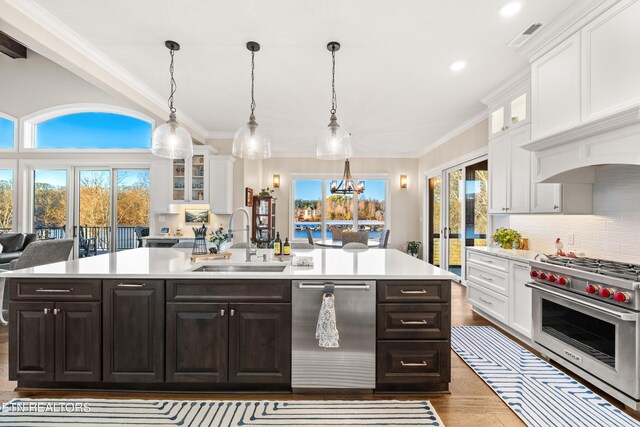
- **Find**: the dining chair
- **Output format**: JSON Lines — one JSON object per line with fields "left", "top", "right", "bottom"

{"left": 378, "top": 229, "right": 390, "bottom": 248}
{"left": 331, "top": 227, "right": 344, "bottom": 241}
{"left": 306, "top": 229, "right": 315, "bottom": 245}
{"left": 342, "top": 231, "right": 368, "bottom": 246}
{"left": 343, "top": 242, "right": 369, "bottom": 249}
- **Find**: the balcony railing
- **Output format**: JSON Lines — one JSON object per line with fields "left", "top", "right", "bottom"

{"left": 34, "top": 225, "right": 143, "bottom": 252}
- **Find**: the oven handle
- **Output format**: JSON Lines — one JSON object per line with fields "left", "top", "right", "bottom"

{"left": 526, "top": 282, "right": 638, "bottom": 322}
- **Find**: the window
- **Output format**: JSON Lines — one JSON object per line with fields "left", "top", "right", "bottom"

{"left": 31, "top": 111, "right": 152, "bottom": 149}
{"left": 293, "top": 178, "right": 387, "bottom": 240}
{"left": 33, "top": 170, "right": 68, "bottom": 240}
{"left": 0, "top": 114, "right": 16, "bottom": 149}
{"left": 0, "top": 169, "right": 14, "bottom": 231}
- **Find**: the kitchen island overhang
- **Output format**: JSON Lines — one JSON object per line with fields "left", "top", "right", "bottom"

{"left": 5, "top": 248, "right": 457, "bottom": 393}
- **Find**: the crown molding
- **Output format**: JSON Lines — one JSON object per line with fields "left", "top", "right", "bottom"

{"left": 415, "top": 111, "right": 488, "bottom": 158}
{"left": 1, "top": 0, "right": 209, "bottom": 141}
{"left": 516, "top": 0, "right": 616, "bottom": 62}
{"left": 480, "top": 66, "right": 530, "bottom": 107}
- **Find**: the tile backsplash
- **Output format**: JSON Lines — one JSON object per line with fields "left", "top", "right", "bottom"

{"left": 504, "top": 165, "right": 640, "bottom": 263}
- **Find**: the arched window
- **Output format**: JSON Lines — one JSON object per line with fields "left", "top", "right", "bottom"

{"left": 23, "top": 105, "right": 153, "bottom": 150}
{"left": 0, "top": 113, "right": 17, "bottom": 150}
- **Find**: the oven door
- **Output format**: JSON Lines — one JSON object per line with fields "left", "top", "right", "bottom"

{"left": 528, "top": 282, "right": 639, "bottom": 399}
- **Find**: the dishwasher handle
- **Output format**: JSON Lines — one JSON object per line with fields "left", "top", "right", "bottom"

{"left": 298, "top": 282, "right": 371, "bottom": 290}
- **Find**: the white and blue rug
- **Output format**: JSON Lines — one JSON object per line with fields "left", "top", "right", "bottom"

{"left": 452, "top": 326, "right": 640, "bottom": 427}
{"left": 0, "top": 398, "right": 444, "bottom": 426}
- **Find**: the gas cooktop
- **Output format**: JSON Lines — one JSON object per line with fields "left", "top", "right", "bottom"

{"left": 540, "top": 255, "right": 640, "bottom": 281}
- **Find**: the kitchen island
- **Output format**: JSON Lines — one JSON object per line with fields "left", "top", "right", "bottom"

{"left": 5, "top": 247, "right": 457, "bottom": 393}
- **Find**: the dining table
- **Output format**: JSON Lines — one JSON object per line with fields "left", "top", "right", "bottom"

{"left": 314, "top": 238, "right": 381, "bottom": 248}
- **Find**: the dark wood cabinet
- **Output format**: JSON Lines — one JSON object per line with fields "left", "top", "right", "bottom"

{"left": 166, "top": 302, "right": 228, "bottom": 383}
{"left": 252, "top": 196, "right": 276, "bottom": 246}
{"left": 229, "top": 303, "right": 291, "bottom": 384}
{"left": 9, "top": 301, "right": 101, "bottom": 382}
{"left": 103, "top": 280, "right": 164, "bottom": 383}
{"left": 9, "top": 302, "right": 55, "bottom": 381}
{"left": 55, "top": 302, "right": 101, "bottom": 382}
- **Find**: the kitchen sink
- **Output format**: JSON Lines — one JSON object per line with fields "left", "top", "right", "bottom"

{"left": 191, "top": 264, "right": 287, "bottom": 273}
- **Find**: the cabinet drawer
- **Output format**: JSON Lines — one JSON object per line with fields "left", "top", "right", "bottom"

{"left": 377, "top": 281, "right": 450, "bottom": 303}
{"left": 467, "top": 251, "right": 508, "bottom": 272}
{"left": 468, "top": 283, "right": 508, "bottom": 325}
{"left": 377, "top": 304, "right": 450, "bottom": 340}
{"left": 9, "top": 279, "right": 101, "bottom": 301}
{"left": 467, "top": 264, "right": 509, "bottom": 296}
{"left": 167, "top": 280, "right": 290, "bottom": 303}
{"left": 377, "top": 340, "right": 450, "bottom": 384}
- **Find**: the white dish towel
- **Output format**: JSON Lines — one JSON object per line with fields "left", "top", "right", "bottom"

{"left": 315, "top": 293, "right": 339, "bottom": 348}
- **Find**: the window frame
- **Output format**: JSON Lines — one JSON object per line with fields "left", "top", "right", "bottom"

{"left": 0, "top": 112, "right": 18, "bottom": 152}
{"left": 0, "top": 159, "right": 18, "bottom": 232}
{"left": 21, "top": 104, "right": 155, "bottom": 153}
{"left": 290, "top": 173, "right": 390, "bottom": 241}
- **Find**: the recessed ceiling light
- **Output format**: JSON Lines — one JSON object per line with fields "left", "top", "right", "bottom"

{"left": 499, "top": 1, "right": 523, "bottom": 17}
{"left": 450, "top": 60, "right": 467, "bottom": 72}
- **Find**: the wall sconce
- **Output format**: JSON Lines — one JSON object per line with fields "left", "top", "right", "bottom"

{"left": 272, "top": 174, "right": 280, "bottom": 188}
{"left": 400, "top": 175, "right": 408, "bottom": 189}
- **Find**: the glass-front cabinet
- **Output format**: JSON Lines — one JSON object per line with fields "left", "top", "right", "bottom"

{"left": 488, "top": 88, "right": 530, "bottom": 139}
{"left": 170, "top": 146, "right": 215, "bottom": 203}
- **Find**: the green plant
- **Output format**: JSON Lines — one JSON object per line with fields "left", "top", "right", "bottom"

{"left": 208, "top": 227, "right": 229, "bottom": 247}
{"left": 258, "top": 187, "right": 275, "bottom": 197}
{"left": 491, "top": 227, "right": 522, "bottom": 249}
{"left": 407, "top": 240, "right": 422, "bottom": 255}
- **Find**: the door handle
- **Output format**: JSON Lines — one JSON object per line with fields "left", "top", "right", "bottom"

{"left": 400, "top": 320, "right": 427, "bottom": 325}
{"left": 401, "top": 360, "right": 427, "bottom": 367}
{"left": 117, "top": 283, "right": 145, "bottom": 288}
{"left": 73, "top": 225, "right": 78, "bottom": 239}
{"left": 298, "top": 283, "right": 370, "bottom": 290}
{"left": 36, "top": 288, "right": 73, "bottom": 293}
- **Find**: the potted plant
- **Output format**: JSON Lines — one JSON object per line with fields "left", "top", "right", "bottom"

{"left": 208, "top": 227, "right": 230, "bottom": 254}
{"left": 257, "top": 187, "right": 275, "bottom": 198}
{"left": 491, "top": 227, "right": 522, "bottom": 249}
{"left": 407, "top": 241, "right": 421, "bottom": 257}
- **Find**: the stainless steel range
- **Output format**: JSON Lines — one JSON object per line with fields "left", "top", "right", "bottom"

{"left": 526, "top": 255, "right": 640, "bottom": 410}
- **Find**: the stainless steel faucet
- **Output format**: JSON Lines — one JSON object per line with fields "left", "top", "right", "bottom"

{"left": 228, "top": 208, "right": 257, "bottom": 262}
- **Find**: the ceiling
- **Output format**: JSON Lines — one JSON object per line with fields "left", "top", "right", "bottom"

{"left": 22, "top": 0, "right": 575, "bottom": 157}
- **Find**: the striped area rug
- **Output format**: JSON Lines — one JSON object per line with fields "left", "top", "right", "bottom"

{"left": 452, "top": 326, "right": 640, "bottom": 427}
{"left": 0, "top": 399, "right": 444, "bottom": 426}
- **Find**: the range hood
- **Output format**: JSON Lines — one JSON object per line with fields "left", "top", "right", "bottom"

{"left": 522, "top": 105, "right": 640, "bottom": 184}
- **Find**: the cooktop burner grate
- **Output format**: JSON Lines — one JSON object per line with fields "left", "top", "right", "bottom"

{"left": 540, "top": 255, "right": 640, "bottom": 281}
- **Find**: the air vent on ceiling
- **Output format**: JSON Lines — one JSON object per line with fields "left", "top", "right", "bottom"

{"left": 507, "top": 22, "right": 544, "bottom": 48}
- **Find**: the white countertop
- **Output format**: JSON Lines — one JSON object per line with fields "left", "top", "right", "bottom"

{"left": 3, "top": 248, "right": 459, "bottom": 281}
{"left": 141, "top": 236, "right": 192, "bottom": 240}
{"left": 466, "top": 246, "right": 541, "bottom": 263}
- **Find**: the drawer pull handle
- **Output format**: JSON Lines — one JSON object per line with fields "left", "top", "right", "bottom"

{"left": 401, "top": 360, "right": 427, "bottom": 367}
{"left": 220, "top": 309, "right": 225, "bottom": 317}
{"left": 400, "top": 290, "right": 427, "bottom": 294}
{"left": 230, "top": 309, "right": 235, "bottom": 317}
{"left": 53, "top": 308, "right": 61, "bottom": 315}
{"left": 117, "top": 283, "right": 146, "bottom": 288}
{"left": 479, "top": 275, "right": 494, "bottom": 282}
{"left": 479, "top": 297, "right": 494, "bottom": 305}
{"left": 400, "top": 320, "right": 427, "bottom": 325}
{"left": 36, "top": 288, "right": 72, "bottom": 293}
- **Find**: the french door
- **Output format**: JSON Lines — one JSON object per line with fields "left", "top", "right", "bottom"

{"left": 30, "top": 166, "right": 150, "bottom": 258}
{"left": 426, "top": 157, "right": 488, "bottom": 278}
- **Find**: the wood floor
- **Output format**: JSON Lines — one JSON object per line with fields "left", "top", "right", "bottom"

{"left": 0, "top": 283, "right": 638, "bottom": 426}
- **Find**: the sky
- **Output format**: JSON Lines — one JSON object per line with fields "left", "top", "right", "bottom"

{"left": 295, "top": 179, "right": 386, "bottom": 201}
{"left": 36, "top": 112, "right": 151, "bottom": 149}
{"left": 34, "top": 169, "right": 150, "bottom": 188}
{"left": 0, "top": 117, "right": 14, "bottom": 149}
{"left": 0, "top": 169, "right": 13, "bottom": 183}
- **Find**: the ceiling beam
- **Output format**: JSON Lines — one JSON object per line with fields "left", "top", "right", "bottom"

{"left": 0, "top": 30, "right": 26, "bottom": 58}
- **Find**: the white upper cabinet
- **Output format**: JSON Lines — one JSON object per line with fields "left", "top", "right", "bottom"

{"left": 169, "top": 146, "right": 216, "bottom": 204}
{"left": 531, "top": 32, "right": 582, "bottom": 139}
{"left": 209, "top": 156, "right": 235, "bottom": 215}
{"left": 581, "top": 0, "right": 640, "bottom": 122}
{"left": 488, "top": 89, "right": 530, "bottom": 140}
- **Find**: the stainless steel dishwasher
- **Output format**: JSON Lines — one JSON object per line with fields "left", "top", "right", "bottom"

{"left": 291, "top": 280, "right": 376, "bottom": 390}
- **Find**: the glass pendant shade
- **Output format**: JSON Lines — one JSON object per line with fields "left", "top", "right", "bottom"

{"left": 232, "top": 114, "right": 271, "bottom": 159}
{"left": 151, "top": 113, "right": 193, "bottom": 159}
{"left": 317, "top": 113, "right": 352, "bottom": 160}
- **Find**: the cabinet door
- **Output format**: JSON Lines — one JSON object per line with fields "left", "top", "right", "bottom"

{"left": 55, "top": 302, "right": 101, "bottom": 382}
{"left": 229, "top": 303, "right": 291, "bottom": 384}
{"left": 581, "top": 0, "right": 640, "bottom": 121}
{"left": 489, "top": 105, "right": 506, "bottom": 139}
{"left": 9, "top": 302, "right": 55, "bottom": 381}
{"left": 190, "top": 154, "right": 207, "bottom": 202}
{"left": 507, "top": 125, "right": 531, "bottom": 214}
{"left": 510, "top": 262, "right": 532, "bottom": 339}
{"left": 171, "top": 158, "right": 187, "bottom": 202}
{"left": 209, "top": 157, "right": 233, "bottom": 214}
{"left": 532, "top": 32, "right": 582, "bottom": 139}
{"left": 488, "top": 134, "right": 509, "bottom": 213}
{"left": 530, "top": 156, "right": 562, "bottom": 213}
{"left": 103, "top": 280, "right": 164, "bottom": 383}
{"left": 166, "top": 303, "right": 228, "bottom": 383}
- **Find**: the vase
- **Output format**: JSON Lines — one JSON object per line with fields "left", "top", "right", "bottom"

{"left": 218, "top": 242, "right": 228, "bottom": 253}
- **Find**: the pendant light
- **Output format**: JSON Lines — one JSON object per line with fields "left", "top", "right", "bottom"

{"left": 330, "top": 159, "right": 365, "bottom": 195}
{"left": 232, "top": 41, "right": 271, "bottom": 159}
{"left": 151, "top": 41, "right": 193, "bottom": 159}
{"left": 317, "top": 41, "right": 352, "bottom": 160}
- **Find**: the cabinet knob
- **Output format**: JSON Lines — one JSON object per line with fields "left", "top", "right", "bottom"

{"left": 53, "top": 308, "right": 61, "bottom": 315}
{"left": 43, "top": 308, "right": 50, "bottom": 314}
{"left": 230, "top": 309, "right": 235, "bottom": 317}
{"left": 220, "top": 309, "right": 225, "bottom": 317}
{"left": 553, "top": 205, "right": 559, "bottom": 210}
